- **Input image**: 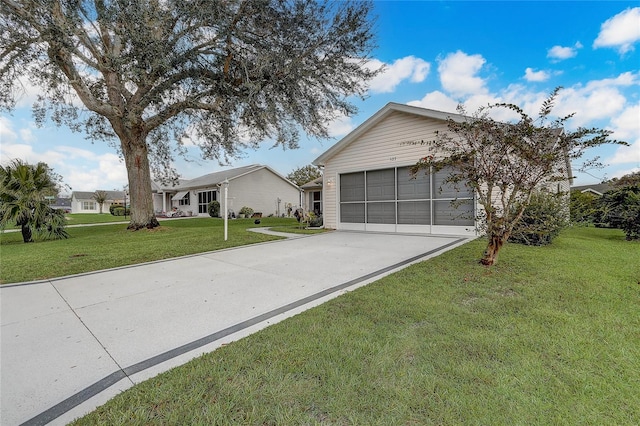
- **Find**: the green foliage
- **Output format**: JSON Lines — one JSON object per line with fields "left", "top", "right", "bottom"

{"left": 1, "top": 0, "right": 379, "bottom": 229}
{"left": 509, "top": 191, "right": 568, "bottom": 246}
{"left": 599, "top": 185, "right": 640, "bottom": 240}
{"left": 411, "top": 88, "right": 624, "bottom": 265}
{"left": 112, "top": 207, "right": 130, "bottom": 216}
{"left": 569, "top": 190, "right": 600, "bottom": 224}
{"left": 0, "top": 159, "right": 68, "bottom": 242}
{"left": 109, "top": 203, "right": 123, "bottom": 215}
{"left": 239, "top": 206, "right": 254, "bottom": 217}
{"left": 287, "top": 165, "right": 323, "bottom": 186}
{"left": 208, "top": 200, "right": 220, "bottom": 218}
{"left": 606, "top": 171, "right": 640, "bottom": 188}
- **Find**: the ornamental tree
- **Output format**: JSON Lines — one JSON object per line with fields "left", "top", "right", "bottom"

{"left": 1, "top": 0, "right": 379, "bottom": 229}
{"left": 411, "top": 88, "right": 625, "bottom": 266}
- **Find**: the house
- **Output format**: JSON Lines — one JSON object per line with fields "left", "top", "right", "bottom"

{"left": 571, "top": 183, "right": 612, "bottom": 196}
{"left": 312, "top": 102, "right": 571, "bottom": 236}
{"left": 71, "top": 191, "right": 125, "bottom": 214}
{"left": 152, "top": 164, "right": 301, "bottom": 217}
{"left": 50, "top": 197, "right": 72, "bottom": 213}
{"left": 300, "top": 176, "right": 323, "bottom": 215}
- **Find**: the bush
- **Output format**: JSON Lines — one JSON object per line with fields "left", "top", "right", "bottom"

{"left": 309, "top": 215, "right": 323, "bottom": 227}
{"left": 208, "top": 200, "right": 220, "bottom": 217}
{"left": 570, "top": 190, "right": 600, "bottom": 224}
{"left": 599, "top": 185, "right": 640, "bottom": 240}
{"left": 112, "top": 206, "right": 130, "bottom": 216}
{"left": 509, "top": 191, "right": 568, "bottom": 246}
{"left": 239, "top": 206, "right": 253, "bottom": 217}
{"left": 109, "top": 203, "right": 123, "bottom": 215}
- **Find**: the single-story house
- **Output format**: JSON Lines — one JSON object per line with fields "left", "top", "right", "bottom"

{"left": 152, "top": 164, "right": 301, "bottom": 217}
{"left": 300, "top": 176, "right": 323, "bottom": 215}
{"left": 71, "top": 191, "right": 125, "bottom": 214}
{"left": 571, "top": 183, "right": 612, "bottom": 196}
{"left": 313, "top": 102, "right": 571, "bottom": 236}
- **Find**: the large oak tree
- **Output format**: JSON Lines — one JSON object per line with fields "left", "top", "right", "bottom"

{"left": 1, "top": 0, "right": 379, "bottom": 229}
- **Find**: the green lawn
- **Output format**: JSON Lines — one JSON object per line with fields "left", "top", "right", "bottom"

{"left": 73, "top": 227, "right": 639, "bottom": 425}
{"left": 0, "top": 217, "right": 300, "bottom": 284}
{"left": 64, "top": 213, "right": 132, "bottom": 225}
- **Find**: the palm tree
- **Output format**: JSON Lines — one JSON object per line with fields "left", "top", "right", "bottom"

{"left": 93, "top": 190, "right": 108, "bottom": 214}
{"left": 0, "top": 159, "right": 69, "bottom": 243}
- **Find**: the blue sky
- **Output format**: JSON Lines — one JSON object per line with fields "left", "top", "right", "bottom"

{"left": 1, "top": 1, "right": 639, "bottom": 193}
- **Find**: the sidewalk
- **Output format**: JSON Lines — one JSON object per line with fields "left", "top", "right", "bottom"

{"left": 1, "top": 231, "right": 470, "bottom": 425}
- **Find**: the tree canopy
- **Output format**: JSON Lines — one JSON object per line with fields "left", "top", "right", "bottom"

{"left": 0, "top": 159, "right": 69, "bottom": 242}
{"left": 411, "top": 88, "right": 625, "bottom": 266}
{"left": 1, "top": 0, "right": 379, "bottom": 229}
{"left": 287, "top": 164, "right": 323, "bottom": 186}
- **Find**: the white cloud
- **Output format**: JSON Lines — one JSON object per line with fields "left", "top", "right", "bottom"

{"left": 367, "top": 56, "right": 431, "bottom": 94}
{"left": 524, "top": 67, "right": 550, "bottom": 82}
{"left": 593, "top": 7, "right": 640, "bottom": 54}
{"left": 437, "top": 51, "right": 487, "bottom": 98}
{"left": 607, "top": 103, "right": 640, "bottom": 166}
{"left": 326, "top": 112, "right": 355, "bottom": 138}
{"left": 408, "top": 90, "right": 460, "bottom": 113}
{"left": 547, "top": 42, "right": 582, "bottom": 61}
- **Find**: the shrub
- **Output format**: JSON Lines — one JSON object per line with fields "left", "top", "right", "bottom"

{"left": 239, "top": 206, "right": 253, "bottom": 217}
{"left": 569, "top": 190, "right": 600, "bottom": 224}
{"left": 509, "top": 191, "right": 568, "bottom": 246}
{"left": 208, "top": 200, "right": 220, "bottom": 217}
{"left": 109, "top": 203, "right": 123, "bottom": 215}
{"left": 112, "top": 206, "right": 131, "bottom": 216}
{"left": 309, "top": 215, "right": 323, "bottom": 227}
{"left": 599, "top": 185, "right": 640, "bottom": 240}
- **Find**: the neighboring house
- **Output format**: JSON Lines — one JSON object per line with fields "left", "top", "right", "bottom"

{"left": 50, "top": 197, "right": 72, "bottom": 213}
{"left": 152, "top": 164, "right": 301, "bottom": 217}
{"left": 71, "top": 191, "right": 125, "bottom": 214}
{"left": 313, "top": 102, "right": 572, "bottom": 236}
{"left": 300, "top": 177, "right": 323, "bottom": 215}
{"left": 571, "top": 183, "right": 612, "bottom": 196}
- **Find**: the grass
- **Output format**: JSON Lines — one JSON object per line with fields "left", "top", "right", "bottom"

{"left": 64, "top": 213, "right": 132, "bottom": 225}
{"left": 0, "top": 217, "right": 300, "bottom": 284}
{"left": 72, "top": 227, "right": 640, "bottom": 425}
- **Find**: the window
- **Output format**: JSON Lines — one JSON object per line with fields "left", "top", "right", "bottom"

{"left": 178, "top": 192, "right": 190, "bottom": 206}
{"left": 312, "top": 191, "right": 322, "bottom": 214}
{"left": 82, "top": 201, "right": 96, "bottom": 210}
{"left": 198, "top": 191, "right": 216, "bottom": 214}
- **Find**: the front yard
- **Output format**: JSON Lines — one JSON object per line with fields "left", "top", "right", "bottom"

{"left": 71, "top": 226, "right": 639, "bottom": 425}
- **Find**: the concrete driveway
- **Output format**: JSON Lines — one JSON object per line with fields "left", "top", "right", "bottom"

{"left": 1, "top": 230, "right": 469, "bottom": 425}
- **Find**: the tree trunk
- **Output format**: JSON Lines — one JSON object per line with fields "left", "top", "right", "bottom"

{"left": 21, "top": 222, "right": 33, "bottom": 243}
{"left": 121, "top": 136, "right": 160, "bottom": 230}
{"left": 480, "top": 233, "right": 508, "bottom": 266}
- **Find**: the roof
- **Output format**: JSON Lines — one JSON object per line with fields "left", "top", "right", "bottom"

{"left": 154, "top": 164, "right": 300, "bottom": 192}
{"left": 571, "top": 183, "right": 613, "bottom": 196}
{"left": 313, "top": 102, "right": 465, "bottom": 166}
{"left": 71, "top": 190, "right": 125, "bottom": 200}
{"left": 300, "top": 176, "right": 323, "bottom": 190}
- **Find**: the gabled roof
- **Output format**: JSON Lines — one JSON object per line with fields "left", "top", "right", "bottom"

{"left": 71, "top": 190, "right": 125, "bottom": 200}
{"left": 300, "top": 176, "right": 323, "bottom": 190}
{"left": 571, "top": 183, "right": 613, "bottom": 196}
{"left": 154, "top": 164, "right": 300, "bottom": 192}
{"left": 313, "top": 102, "right": 464, "bottom": 166}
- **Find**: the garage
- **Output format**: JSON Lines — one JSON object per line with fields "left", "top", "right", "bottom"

{"left": 313, "top": 102, "right": 477, "bottom": 236}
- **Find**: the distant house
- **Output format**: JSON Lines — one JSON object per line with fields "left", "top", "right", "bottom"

{"left": 152, "top": 164, "right": 301, "bottom": 217}
{"left": 300, "top": 177, "right": 323, "bottom": 215}
{"left": 71, "top": 191, "right": 125, "bottom": 214}
{"left": 50, "top": 197, "right": 72, "bottom": 213}
{"left": 571, "top": 183, "right": 613, "bottom": 196}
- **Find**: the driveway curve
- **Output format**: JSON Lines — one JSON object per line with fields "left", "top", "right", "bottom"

{"left": 1, "top": 230, "right": 469, "bottom": 425}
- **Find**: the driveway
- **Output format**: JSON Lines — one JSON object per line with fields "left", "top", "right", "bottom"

{"left": 1, "top": 230, "right": 469, "bottom": 425}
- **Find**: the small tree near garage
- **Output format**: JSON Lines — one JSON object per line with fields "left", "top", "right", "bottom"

{"left": 411, "top": 88, "right": 625, "bottom": 266}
